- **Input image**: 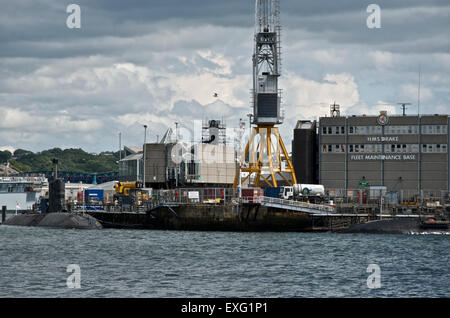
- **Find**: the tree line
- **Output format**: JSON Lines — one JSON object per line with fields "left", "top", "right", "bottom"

{"left": 0, "top": 148, "right": 120, "bottom": 174}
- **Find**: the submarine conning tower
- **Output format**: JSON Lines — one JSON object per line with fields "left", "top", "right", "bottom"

{"left": 48, "top": 158, "right": 66, "bottom": 213}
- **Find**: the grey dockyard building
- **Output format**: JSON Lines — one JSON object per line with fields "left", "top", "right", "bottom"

{"left": 293, "top": 110, "right": 450, "bottom": 201}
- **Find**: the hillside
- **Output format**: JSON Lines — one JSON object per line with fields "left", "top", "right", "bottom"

{"left": 2, "top": 148, "right": 121, "bottom": 174}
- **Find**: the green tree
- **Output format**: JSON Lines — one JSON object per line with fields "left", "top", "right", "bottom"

{"left": 13, "top": 149, "right": 34, "bottom": 158}
{"left": 0, "top": 150, "right": 12, "bottom": 163}
{"left": 11, "top": 148, "right": 121, "bottom": 174}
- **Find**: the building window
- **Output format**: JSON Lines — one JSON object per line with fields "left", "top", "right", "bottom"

{"left": 322, "top": 126, "right": 327, "bottom": 135}
{"left": 322, "top": 144, "right": 346, "bottom": 153}
{"left": 421, "top": 126, "right": 427, "bottom": 134}
{"left": 385, "top": 125, "right": 419, "bottom": 135}
{"left": 421, "top": 125, "right": 448, "bottom": 135}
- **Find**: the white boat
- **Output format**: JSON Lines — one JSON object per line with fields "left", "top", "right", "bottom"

{"left": 0, "top": 176, "right": 47, "bottom": 211}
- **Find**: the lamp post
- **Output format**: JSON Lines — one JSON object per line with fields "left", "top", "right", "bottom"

{"left": 143, "top": 125, "right": 147, "bottom": 187}
{"left": 247, "top": 113, "right": 253, "bottom": 132}
{"left": 118, "top": 132, "right": 122, "bottom": 161}
{"left": 235, "top": 117, "right": 248, "bottom": 203}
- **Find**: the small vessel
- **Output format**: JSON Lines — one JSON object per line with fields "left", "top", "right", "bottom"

{"left": 420, "top": 217, "right": 449, "bottom": 230}
{"left": 0, "top": 176, "right": 46, "bottom": 211}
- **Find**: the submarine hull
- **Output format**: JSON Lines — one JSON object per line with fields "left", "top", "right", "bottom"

{"left": 340, "top": 218, "right": 448, "bottom": 234}
{"left": 3, "top": 212, "right": 102, "bottom": 230}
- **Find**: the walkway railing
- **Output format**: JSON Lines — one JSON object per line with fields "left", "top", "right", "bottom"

{"left": 257, "top": 196, "right": 335, "bottom": 214}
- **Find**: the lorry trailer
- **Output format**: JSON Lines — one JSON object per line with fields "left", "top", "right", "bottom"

{"left": 281, "top": 184, "right": 325, "bottom": 203}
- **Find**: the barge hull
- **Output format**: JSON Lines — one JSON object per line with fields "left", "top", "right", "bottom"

{"left": 88, "top": 204, "right": 315, "bottom": 232}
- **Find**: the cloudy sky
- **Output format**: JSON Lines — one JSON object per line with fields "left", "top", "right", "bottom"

{"left": 0, "top": 0, "right": 449, "bottom": 153}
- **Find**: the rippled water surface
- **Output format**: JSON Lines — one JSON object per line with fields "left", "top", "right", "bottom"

{"left": 0, "top": 224, "right": 448, "bottom": 297}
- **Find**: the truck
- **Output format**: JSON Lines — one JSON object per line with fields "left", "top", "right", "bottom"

{"left": 113, "top": 181, "right": 145, "bottom": 207}
{"left": 280, "top": 184, "right": 325, "bottom": 203}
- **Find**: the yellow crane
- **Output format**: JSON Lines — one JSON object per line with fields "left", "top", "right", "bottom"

{"left": 114, "top": 181, "right": 148, "bottom": 205}
{"left": 114, "top": 181, "right": 143, "bottom": 196}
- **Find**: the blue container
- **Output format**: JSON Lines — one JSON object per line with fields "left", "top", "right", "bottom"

{"left": 264, "top": 187, "right": 282, "bottom": 198}
{"left": 85, "top": 189, "right": 104, "bottom": 204}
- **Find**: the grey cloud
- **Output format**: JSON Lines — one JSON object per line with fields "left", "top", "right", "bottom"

{"left": 0, "top": 0, "right": 448, "bottom": 152}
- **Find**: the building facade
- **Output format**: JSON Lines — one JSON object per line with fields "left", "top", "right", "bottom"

{"left": 318, "top": 112, "right": 449, "bottom": 198}
{"left": 143, "top": 142, "right": 236, "bottom": 188}
{"left": 292, "top": 120, "right": 319, "bottom": 185}
{"left": 118, "top": 146, "right": 143, "bottom": 182}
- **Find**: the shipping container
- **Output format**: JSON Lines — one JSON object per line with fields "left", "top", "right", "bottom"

{"left": 264, "top": 187, "right": 282, "bottom": 198}
{"left": 85, "top": 189, "right": 104, "bottom": 205}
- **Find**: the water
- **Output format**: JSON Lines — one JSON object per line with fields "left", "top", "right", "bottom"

{"left": 0, "top": 225, "right": 448, "bottom": 297}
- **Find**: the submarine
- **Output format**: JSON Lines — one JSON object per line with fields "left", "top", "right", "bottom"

{"left": 2, "top": 158, "right": 102, "bottom": 230}
{"left": 340, "top": 217, "right": 449, "bottom": 235}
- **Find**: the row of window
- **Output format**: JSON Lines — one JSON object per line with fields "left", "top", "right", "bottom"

{"left": 322, "top": 144, "right": 448, "bottom": 154}
{"left": 349, "top": 126, "right": 381, "bottom": 135}
{"left": 421, "top": 125, "right": 448, "bottom": 134}
{"left": 321, "top": 125, "right": 448, "bottom": 135}
{"left": 384, "top": 125, "right": 418, "bottom": 135}
{"left": 421, "top": 144, "right": 448, "bottom": 153}
{"left": 322, "top": 126, "right": 347, "bottom": 135}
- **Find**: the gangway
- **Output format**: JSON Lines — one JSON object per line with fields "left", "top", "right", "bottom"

{"left": 253, "top": 196, "right": 336, "bottom": 214}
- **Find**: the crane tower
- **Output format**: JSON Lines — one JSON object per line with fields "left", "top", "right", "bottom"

{"left": 234, "top": 0, "right": 297, "bottom": 188}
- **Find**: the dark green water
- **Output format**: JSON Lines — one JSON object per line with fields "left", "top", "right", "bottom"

{"left": 0, "top": 225, "right": 448, "bottom": 297}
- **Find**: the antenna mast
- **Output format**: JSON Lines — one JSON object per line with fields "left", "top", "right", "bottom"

{"left": 398, "top": 103, "right": 411, "bottom": 116}
{"left": 418, "top": 64, "right": 421, "bottom": 115}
